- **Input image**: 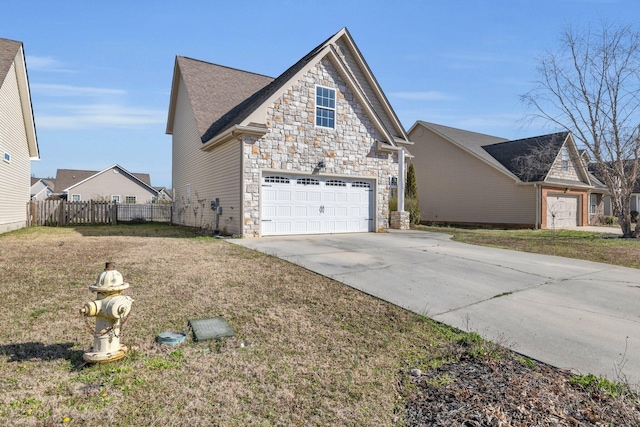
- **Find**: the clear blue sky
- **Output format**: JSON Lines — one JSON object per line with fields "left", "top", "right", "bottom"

{"left": 5, "top": 0, "right": 637, "bottom": 188}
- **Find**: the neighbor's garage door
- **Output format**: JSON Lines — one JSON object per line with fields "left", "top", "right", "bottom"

{"left": 546, "top": 194, "right": 579, "bottom": 228}
{"left": 261, "top": 174, "right": 374, "bottom": 236}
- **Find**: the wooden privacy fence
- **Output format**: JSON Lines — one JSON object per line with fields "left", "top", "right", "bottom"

{"left": 28, "top": 200, "right": 172, "bottom": 226}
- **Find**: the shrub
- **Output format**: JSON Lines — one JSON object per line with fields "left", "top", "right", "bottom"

{"left": 605, "top": 216, "right": 617, "bottom": 225}
{"left": 388, "top": 195, "right": 421, "bottom": 225}
{"left": 405, "top": 197, "right": 421, "bottom": 225}
{"left": 631, "top": 211, "right": 639, "bottom": 223}
{"left": 388, "top": 195, "right": 398, "bottom": 212}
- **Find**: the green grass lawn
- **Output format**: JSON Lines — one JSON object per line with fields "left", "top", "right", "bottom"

{"left": 415, "top": 225, "right": 640, "bottom": 269}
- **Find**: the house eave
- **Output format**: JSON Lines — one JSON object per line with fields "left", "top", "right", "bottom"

{"left": 375, "top": 141, "right": 414, "bottom": 158}
{"left": 201, "top": 124, "right": 268, "bottom": 152}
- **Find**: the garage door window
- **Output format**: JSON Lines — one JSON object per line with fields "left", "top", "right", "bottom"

{"left": 352, "top": 181, "right": 370, "bottom": 188}
{"left": 297, "top": 178, "right": 319, "bottom": 186}
{"left": 326, "top": 180, "right": 346, "bottom": 187}
{"left": 264, "top": 176, "right": 290, "bottom": 184}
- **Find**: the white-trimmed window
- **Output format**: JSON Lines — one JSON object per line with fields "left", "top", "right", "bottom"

{"left": 71, "top": 194, "right": 81, "bottom": 202}
{"left": 315, "top": 85, "right": 336, "bottom": 128}
{"left": 561, "top": 148, "right": 569, "bottom": 171}
{"left": 125, "top": 195, "right": 136, "bottom": 204}
{"left": 112, "top": 195, "right": 120, "bottom": 203}
{"left": 3, "top": 152, "right": 10, "bottom": 163}
{"left": 589, "top": 194, "right": 597, "bottom": 214}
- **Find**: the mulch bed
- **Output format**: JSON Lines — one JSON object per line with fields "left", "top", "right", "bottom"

{"left": 403, "top": 352, "right": 640, "bottom": 426}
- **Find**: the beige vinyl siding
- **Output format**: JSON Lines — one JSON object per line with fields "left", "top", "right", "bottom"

{"left": 0, "top": 61, "right": 30, "bottom": 233}
{"left": 409, "top": 129, "right": 536, "bottom": 226}
{"left": 171, "top": 77, "right": 242, "bottom": 234}
{"left": 68, "top": 168, "right": 156, "bottom": 203}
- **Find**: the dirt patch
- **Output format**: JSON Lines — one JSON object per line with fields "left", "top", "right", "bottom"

{"left": 404, "top": 350, "right": 640, "bottom": 426}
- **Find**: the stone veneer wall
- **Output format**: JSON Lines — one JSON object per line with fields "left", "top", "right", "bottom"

{"left": 242, "top": 58, "right": 398, "bottom": 237}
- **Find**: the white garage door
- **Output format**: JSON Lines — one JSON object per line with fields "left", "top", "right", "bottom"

{"left": 546, "top": 195, "right": 579, "bottom": 228}
{"left": 261, "top": 174, "right": 374, "bottom": 236}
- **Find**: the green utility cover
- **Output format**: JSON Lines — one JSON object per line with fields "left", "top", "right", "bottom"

{"left": 188, "top": 317, "right": 235, "bottom": 342}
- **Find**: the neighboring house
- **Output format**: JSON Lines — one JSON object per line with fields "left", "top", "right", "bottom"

{"left": 588, "top": 162, "right": 640, "bottom": 220}
{"left": 30, "top": 177, "right": 55, "bottom": 200}
{"left": 54, "top": 165, "right": 159, "bottom": 203}
{"left": 0, "top": 38, "right": 39, "bottom": 234}
{"left": 407, "top": 121, "right": 597, "bottom": 229}
{"left": 154, "top": 186, "right": 173, "bottom": 203}
{"left": 166, "top": 27, "right": 412, "bottom": 237}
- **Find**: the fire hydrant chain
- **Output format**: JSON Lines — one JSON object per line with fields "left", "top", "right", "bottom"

{"left": 81, "top": 310, "right": 131, "bottom": 337}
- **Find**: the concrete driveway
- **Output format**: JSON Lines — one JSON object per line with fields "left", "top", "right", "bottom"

{"left": 231, "top": 230, "right": 640, "bottom": 386}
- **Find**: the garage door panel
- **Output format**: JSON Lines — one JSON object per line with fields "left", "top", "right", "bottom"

{"left": 547, "top": 195, "right": 579, "bottom": 228}
{"left": 308, "top": 191, "right": 322, "bottom": 202}
{"left": 262, "top": 174, "right": 374, "bottom": 236}
{"left": 277, "top": 206, "right": 292, "bottom": 216}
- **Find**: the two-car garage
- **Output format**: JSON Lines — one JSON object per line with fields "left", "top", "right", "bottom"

{"left": 261, "top": 174, "right": 375, "bottom": 236}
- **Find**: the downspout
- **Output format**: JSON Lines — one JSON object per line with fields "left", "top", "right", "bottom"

{"left": 535, "top": 183, "right": 541, "bottom": 229}
{"left": 240, "top": 135, "right": 245, "bottom": 237}
{"left": 398, "top": 147, "right": 405, "bottom": 212}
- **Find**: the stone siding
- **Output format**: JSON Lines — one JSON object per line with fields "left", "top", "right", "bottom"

{"left": 242, "top": 58, "right": 397, "bottom": 237}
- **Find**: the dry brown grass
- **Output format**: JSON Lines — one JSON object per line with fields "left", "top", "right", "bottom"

{"left": 2, "top": 225, "right": 638, "bottom": 426}
{"left": 0, "top": 225, "right": 451, "bottom": 426}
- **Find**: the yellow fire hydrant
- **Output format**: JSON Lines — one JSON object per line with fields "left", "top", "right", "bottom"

{"left": 80, "top": 262, "right": 134, "bottom": 363}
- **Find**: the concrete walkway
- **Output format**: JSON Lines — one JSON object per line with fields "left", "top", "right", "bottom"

{"left": 231, "top": 230, "right": 640, "bottom": 386}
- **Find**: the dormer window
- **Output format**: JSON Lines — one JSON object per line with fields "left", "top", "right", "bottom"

{"left": 315, "top": 86, "right": 335, "bottom": 128}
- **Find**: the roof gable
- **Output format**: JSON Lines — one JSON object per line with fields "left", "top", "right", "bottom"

{"left": 0, "top": 38, "right": 38, "bottom": 159}
{"left": 167, "top": 28, "right": 411, "bottom": 148}
{"left": 483, "top": 132, "right": 570, "bottom": 182}
{"left": 167, "top": 57, "right": 274, "bottom": 138}
{"left": 56, "top": 165, "right": 156, "bottom": 194}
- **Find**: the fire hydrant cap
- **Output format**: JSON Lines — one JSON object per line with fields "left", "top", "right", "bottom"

{"left": 89, "top": 262, "right": 130, "bottom": 292}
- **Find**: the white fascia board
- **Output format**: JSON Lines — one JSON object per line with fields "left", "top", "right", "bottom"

{"left": 337, "top": 30, "right": 410, "bottom": 142}
{"left": 15, "top": 46, "right": 39, "bottom": 159}
{"left": 166, "top": 57, "right": 181, "bottom": 135}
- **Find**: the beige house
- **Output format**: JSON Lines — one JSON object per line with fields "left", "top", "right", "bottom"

{"left": 0, "top": 38, "right": 39, "bottom": 234}
{"left": 166, "top": 28, "right": 412, "bottom": 236}
{"left": 55, "top": 165, "right": 159, "bottom": 203}
{"left": 30, "top": 177, "right": 54, "bottom": 200}
{"left": 407, "top": 121, "right": 597, "bottom": 229}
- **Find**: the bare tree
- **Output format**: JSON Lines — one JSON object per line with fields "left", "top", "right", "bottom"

{"left": 521, "top": 22, "right": 640, "bottom": 237}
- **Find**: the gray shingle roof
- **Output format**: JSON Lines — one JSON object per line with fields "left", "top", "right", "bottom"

{"left": 482, "top": 132, "right": 569, "bottom": 182}
{"left": 55, "top": 168, "right": 152, "bottom": 192}
{"left": 415, "top": 121, "right": 513, "bottom": 175}
{"left": 176, "top": 57, "right": 274, "bottom": 142}
{"left": 0, "top": 38, "right": 21, "bottom": 85}
{"left": 177, "top": 30, "right": 338, "bottom": 144}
